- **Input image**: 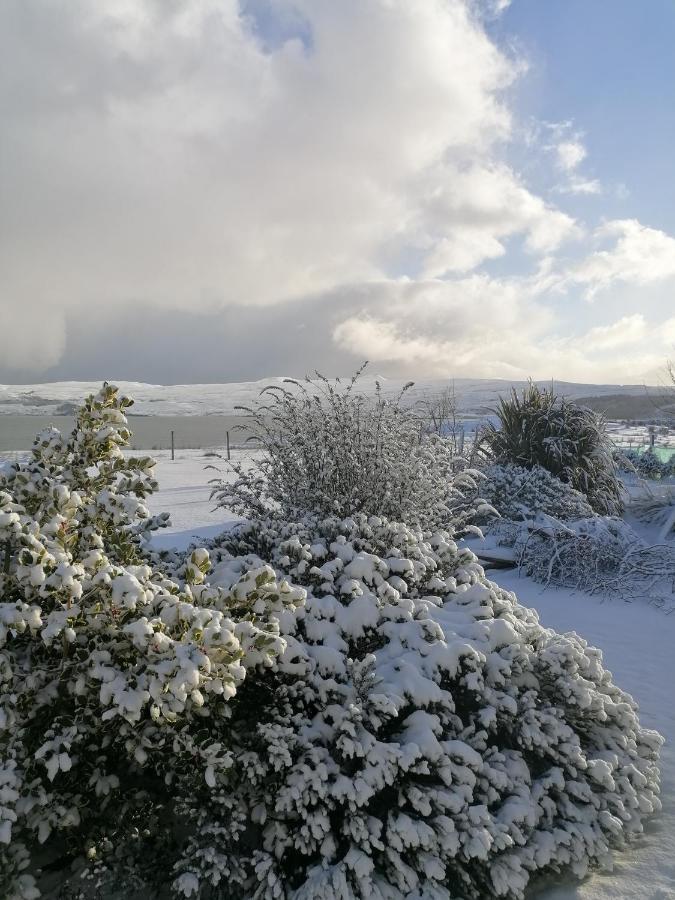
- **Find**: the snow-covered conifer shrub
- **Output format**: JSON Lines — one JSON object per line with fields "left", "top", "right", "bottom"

{"left": 189, "top": 513, "right": 664, "bottom": 899}
{"left": 481, "top": 383, "right": 623, "bottom": 516}
{"left": 211, "top": 366, "right": 490, "bottom": 532}
{"left": 481, "top": 464, "right": 594, "bottom": 523}
{"left": 0, "top": 385, "right": 305, "bottom": 899}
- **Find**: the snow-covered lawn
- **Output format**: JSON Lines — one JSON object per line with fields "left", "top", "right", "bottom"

{"left": 145, "top": 447, "right": 258, "bottom": 550}
{"left": 146, "top": 450, "right": 675, "bottom": 900}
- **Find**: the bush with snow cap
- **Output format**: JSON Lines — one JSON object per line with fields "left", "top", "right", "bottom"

{"left": 500, "top": 514, "right": 675, "bottom": 602}
{"left": 185, "top": 513, "right": 664, "bottom": 899}
{"left": 481, "top": 464, "right": 594, "bottom": 524}
{"left": 0, "top": 385, "right": 304, "bottom": 899}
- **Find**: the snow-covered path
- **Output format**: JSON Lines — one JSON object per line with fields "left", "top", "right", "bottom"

{"left": 146, "top": 452, "right": 675, "bottom": 899}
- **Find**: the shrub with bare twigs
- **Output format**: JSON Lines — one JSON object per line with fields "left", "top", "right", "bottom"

{"left": 211, "top": 365, "right": 491, "bottom": 533}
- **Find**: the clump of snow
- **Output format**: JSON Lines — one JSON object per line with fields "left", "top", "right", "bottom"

{"left": 481, "top": 464, "right": 595, "bottom": 523}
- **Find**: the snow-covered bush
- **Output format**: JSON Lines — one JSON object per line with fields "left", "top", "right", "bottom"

{"left": 501, "top": 515, "right": 675, "bottom": 601}
{"left": 211, "top": 367, "right": 491, "bottom": 532}
{"left": 0, "top": 385, "right": 305, "bottom": 899}
{"left": 481, "top": 383, "right": 623, "bottom": 516}
{"left": 190, "top": 513, "right": 664, "bottom": 899}
{"left": 630, "top": 484, "right": 675, "bottom": 541}
{"left": 481, "top": 464, "right": 594, "bottom": 523}
{"left": 616, "top": 448, "right": 675, "bottom": 480}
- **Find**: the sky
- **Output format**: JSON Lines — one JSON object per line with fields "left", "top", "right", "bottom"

{"left": 1, "top": 0, "right": 675, "bottom": 385}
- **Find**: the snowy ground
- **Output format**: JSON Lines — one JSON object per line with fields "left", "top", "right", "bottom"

{"left": 145, "top": 447, "right": 259, "bottom": 550}
{"left": 143, "top": 451, "right": 675, "bottom": 900}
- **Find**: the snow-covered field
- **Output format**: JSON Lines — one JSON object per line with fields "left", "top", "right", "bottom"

{"left": 145, "top": 447, "right": 257, "bottom": 549}
{"left": 144, "top": 450, "right": 675, "bottom": 900}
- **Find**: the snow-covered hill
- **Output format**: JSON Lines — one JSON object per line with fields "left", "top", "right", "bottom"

{"left": 0, "top": 376, "right": 660, "bottom": 417}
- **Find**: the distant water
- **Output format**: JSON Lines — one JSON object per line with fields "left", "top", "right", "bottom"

{"left": 0, "top": 415, "right": 258, "bottom": 452}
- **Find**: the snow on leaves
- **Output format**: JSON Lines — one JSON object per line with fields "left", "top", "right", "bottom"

{"left": 187, "top": 513, "right": 664, "bottom": 899}
{"left": 0, "top": 384, "right": 304, "bottom": 899}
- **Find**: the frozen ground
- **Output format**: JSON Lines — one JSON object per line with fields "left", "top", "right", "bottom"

{"left": 144, "top": 451, "right": 675, "bottom": 900}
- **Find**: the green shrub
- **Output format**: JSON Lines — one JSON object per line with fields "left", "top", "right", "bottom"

{"left": 481, "top": 383, "right": 623, "bottom": 515}
{"left": 0, "top": 385, "right": 304, "bottom": 899}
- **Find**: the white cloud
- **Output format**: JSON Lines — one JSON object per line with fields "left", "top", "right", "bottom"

{"left": 544, "top": 123, "right": 602, "bottom": 196}
{"left": 580, "top": 314, "right": 647, "bottom": 351}
{"left": 332, "top": 276, "right": 556, "bottom": 378}
{"left": 0, "top": 0, "right": 583, "bottom": 374}
{"left": 417, "top": 163, "right": 578, "bottom": 277}
{"left": 331, "top": 277, "right": 675, "bottom": 383}
{"left": 661, "top": 317, "right": 675, "bottom": 346}
{"left": 0, "top": 0, "right": 673, "bottom": 385}
{"left": 0, "top": 0, "right": 519, "bottom": 319}
{"left": 556, "top": 140, "right": 586, "bottom": 172}
{"left": 570, "top": 219, "right": 675, "bottom": 299}
{"left": 557, "top": 177, "right": 602, "bottom": 196}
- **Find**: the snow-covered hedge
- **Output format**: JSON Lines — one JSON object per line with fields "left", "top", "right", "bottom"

{"left": 481, "top": 464, "right": 594, "bottom": 523}
{"left": 195, "top": 514, "right": 664, "bottom": 899}
{"left": 211, "top": 368, "right": 491, "bottom": 532}
{"left": 616, "top": 448, "right": 675, "bottom": 481}
{"left": 0, "top": 385, "right": 305, "bottom": 899}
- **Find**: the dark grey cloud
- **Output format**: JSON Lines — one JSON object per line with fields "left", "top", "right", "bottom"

{"left": 0, "top": 293, "right": 360, "bottom": 383}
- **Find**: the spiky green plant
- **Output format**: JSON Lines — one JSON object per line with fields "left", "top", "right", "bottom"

{"left": 481, "top": 382, "right": 623, "bottom": 515}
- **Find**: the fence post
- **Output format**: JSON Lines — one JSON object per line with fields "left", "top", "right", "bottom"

{"left": 226, "top": 430, "right": 231, "bottom": 460}
{"left": 171, "top": 430, "right": 175, "bottom": 461}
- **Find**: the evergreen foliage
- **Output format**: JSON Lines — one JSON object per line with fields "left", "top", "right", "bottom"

{"left": 481, "top": 383, "right": 623, "bottom": 516}
{"left": 0, "top": 385, "right": 304, "bottom": 899}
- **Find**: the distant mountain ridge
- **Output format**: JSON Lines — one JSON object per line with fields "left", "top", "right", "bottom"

{"left": 0, "top": 376, "right": 665, "bottom": 419}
